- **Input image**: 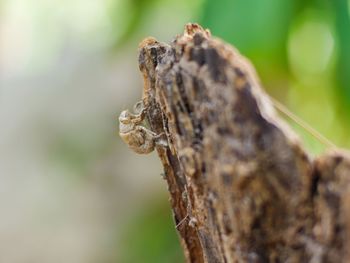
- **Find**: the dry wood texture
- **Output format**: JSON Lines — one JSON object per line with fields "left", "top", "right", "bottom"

{"left": 135, "top": 23, "right": 350, "bottom": 263}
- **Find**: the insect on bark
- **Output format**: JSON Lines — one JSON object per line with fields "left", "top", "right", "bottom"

{"left": 119, "top": 101, "right": 167, "bottom": 154}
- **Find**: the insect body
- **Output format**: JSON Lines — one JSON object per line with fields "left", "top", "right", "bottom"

{"left": 119, "top": 102, "right": 167, "bottom": 154}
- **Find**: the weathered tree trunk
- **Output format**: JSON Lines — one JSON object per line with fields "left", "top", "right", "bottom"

{"left": 137, "top": 23, "right": 350, "bottom": 263}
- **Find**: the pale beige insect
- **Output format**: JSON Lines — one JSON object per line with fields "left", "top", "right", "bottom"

{"left": 119, "top": 102, "right": 167, "bottom": 154}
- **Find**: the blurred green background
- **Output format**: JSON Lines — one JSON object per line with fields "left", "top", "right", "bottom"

{"left": 1, "top": 0, "right": 349, "bottom": 262}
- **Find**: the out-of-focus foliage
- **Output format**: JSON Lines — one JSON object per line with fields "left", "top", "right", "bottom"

{"left": 108, "top": 0, "right": 160, "bottom": 48}
{"left": 332, "top": 0, "right": 350, "bottom": 122}
{"left": 117, "top": 199, "right": 184, "bottom": 263}
{"left": 109, "top": 0, "right": 203, "bottom": 48}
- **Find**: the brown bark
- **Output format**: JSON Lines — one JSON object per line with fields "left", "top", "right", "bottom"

{"left": 137, "top": 23, "right": 350, "bottom": 263}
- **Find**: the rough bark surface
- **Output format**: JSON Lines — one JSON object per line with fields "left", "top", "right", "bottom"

{"left": 137, "top": 23, "right": 350, "bottom": 263}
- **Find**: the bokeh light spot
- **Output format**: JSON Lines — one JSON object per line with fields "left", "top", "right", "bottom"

{"left": 288, "top": 11, "right": 335, "bottom": 81}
